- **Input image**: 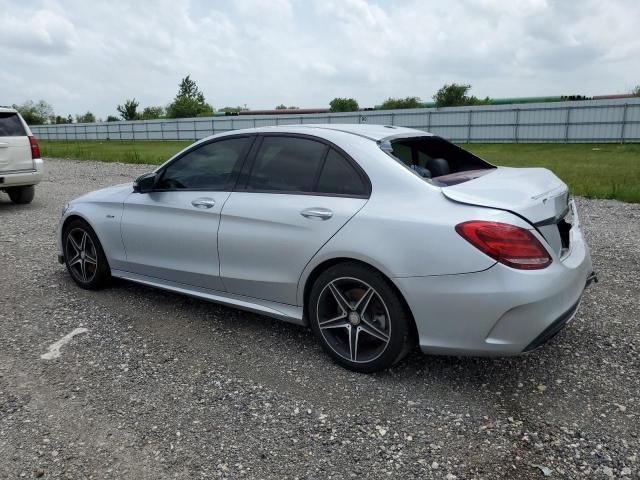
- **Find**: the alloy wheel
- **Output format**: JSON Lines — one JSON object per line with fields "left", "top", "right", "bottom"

{"left": 65, "top": 228, "right": 98, "bottom": 283}
{"left": 316, "top": 277, "right": 391, "bottom": 363}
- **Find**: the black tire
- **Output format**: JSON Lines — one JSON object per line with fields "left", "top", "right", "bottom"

{"left": 309, "top": 262, "right": 415, "bottom": 373}
{"left": 7, "top": 185, "right": 35, "bottom": 204}
{"left": 62, "top": 218, "right": 111, "bottom": 290}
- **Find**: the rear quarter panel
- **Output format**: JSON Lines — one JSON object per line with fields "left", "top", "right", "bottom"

{"left": 295, "top": 135, "right": 534, "bottom": 305}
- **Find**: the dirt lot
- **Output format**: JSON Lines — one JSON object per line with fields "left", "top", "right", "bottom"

{"left": 1, "top": 158, "right": 638, "bottom": 479}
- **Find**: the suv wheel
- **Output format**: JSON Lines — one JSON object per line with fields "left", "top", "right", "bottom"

{"left": 7, "top": 185, "right": 35, "bottom": 204}
{"left": 309, "top": 262, "right": 415, "bottom": 373}
{"left": 63, "top": 219, "right": 111, "bottom": 289}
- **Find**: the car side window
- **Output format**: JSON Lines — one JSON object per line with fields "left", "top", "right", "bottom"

{"left": 156, "top": 137, "right": 251, "bottom": 190}
{"left": 316, "top": 149, "right": 367, "bottom": 196}
{"left": 246, "top": 136, "right": 327, "bottom": 192}
{"left": 0, "top": 113, "right": 26, "bottom": 136}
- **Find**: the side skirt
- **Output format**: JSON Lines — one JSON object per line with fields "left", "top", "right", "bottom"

{"left": 111, "top": 269, "right": 306, "bottom": 326}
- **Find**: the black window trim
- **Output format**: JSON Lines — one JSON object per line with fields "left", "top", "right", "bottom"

{"left": 152, "top": 133, "right": 256, "bottom": 193}
{"left": 235, "top": 132, "right": 372, "bottom": 199}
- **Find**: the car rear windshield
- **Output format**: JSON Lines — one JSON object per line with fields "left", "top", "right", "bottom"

{"left": 0, "top": 112, "right": 26, "bottom": 136}
{"left": 380, "top": 135, "right": 494, "bottom": 186}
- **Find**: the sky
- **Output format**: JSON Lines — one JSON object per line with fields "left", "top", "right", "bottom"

{"left": 1, "top": 0, "right": 639, "bottom": 120}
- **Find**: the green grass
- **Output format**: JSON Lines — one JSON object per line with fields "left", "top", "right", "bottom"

{"left": 40, "top": 140, "right": 192, "bottom": 165}
{"left": 40, "top": 140, "right": 640, "bottom": 203}
{"left": 465, "top": 143, "right": 640, "bottom": 203}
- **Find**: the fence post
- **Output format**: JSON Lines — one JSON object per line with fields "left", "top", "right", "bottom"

{"left": 514, "top": 109, "right": 520, "bottom": 143}
{"left": 564, "top": 107, "right": 571, "bottom": 143}
{"left": 391, "top": 113, "right": 395, "bottom": 126}
{"left": 427, "top": 110, "right": 431, "bottom": 132}
{"left": 194, "top": 120, "right": 197, "bottom": 141}
{"left": 145, "top": 122, "right": 149, "bottom": 141}
{"left": 467, "top": 110, "right": 472, "bottom": 143}
{"left": 118, "top": 122, "right": 122, "bottom": 141}
{"left": 161, "top": 121, "right": 165, "bottom": 140}
{"left": 620, "top": 104, "right": 629, "bottom": 144}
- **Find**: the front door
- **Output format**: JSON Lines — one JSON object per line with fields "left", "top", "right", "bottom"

{"left": 120, "top": 135, "right": 254, "bottom": 291}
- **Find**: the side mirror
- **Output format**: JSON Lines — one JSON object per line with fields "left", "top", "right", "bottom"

{"left": 133, "top": 172, "right": 157, "bottom": 193}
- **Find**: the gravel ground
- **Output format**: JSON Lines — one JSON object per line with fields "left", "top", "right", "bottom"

{"left": 1, "top": 158, "right": 638, "bottom": 479}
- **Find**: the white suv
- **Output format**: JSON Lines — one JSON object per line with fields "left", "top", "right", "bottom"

{"left": 0, "top": 106, "right": 44, "bottom": 204}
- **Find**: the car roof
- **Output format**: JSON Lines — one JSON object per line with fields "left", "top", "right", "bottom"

{"left": 222, "top": 124, "right": 432, "bottom": 142}
{"left": 0, "top": 106, "right": 18, "bottom": 113}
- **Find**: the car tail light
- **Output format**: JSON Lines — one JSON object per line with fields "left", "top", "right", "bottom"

{"left": 455, "top": 221, "right": 552, "bottom": 270}
{"left": 29, "top": 136, "right": 41, "bottom": 159}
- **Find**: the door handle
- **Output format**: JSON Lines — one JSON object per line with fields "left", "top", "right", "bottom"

{"left": 191, "top": 198, "right": 216, "bottom": 209}
{"left": 300, "top": 207, "right": 333, "bottom": 220}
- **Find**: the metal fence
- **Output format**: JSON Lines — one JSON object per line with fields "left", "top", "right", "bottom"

{"left": 31, "top": 97, "right": 640, "bottom": 143}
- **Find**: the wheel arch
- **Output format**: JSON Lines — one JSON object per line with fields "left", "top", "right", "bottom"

{"left": 60, "top": 213, "right": 111, "bottom": 268}
{"left": 301, "top": 257, "right": 417, "bottom": 339}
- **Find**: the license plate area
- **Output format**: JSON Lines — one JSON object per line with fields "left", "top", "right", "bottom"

{"left": 558, "top": 199, "right": 578, "bottom": 258}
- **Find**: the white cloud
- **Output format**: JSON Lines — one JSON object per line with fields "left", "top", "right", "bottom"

{"left": 0, "top": 0, "right": 638, "bottom": 118}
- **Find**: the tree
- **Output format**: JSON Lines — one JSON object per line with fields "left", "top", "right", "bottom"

{"left": 632, "top": 85, "right": 640, "bottom": 97}
{"left": 166, "top": 75, "right": 214, "bottom": 118}
{"left": 53, "top": 115, "right": 72, "bottom": 124}
{"left": 66, "top": 114, "right": 73, "bottom": 124}
{"left": 76, "top": 111, "right": 96, "bottom": 123}
{"left": 432, "top": 83, "right": 491, "bottom": 107}
{"left": 329, "top": 97, "right": 359, "bottom": 112}
{"left": 106, "top": 115, "right": 120, "bottom": 122}
{"left": 12, "top": 100, "right": 54, "bottom": 125}
{"left": 140, "top": 106, "right": 165, "bottom": 120}
{"left": 219, "top": 106, "right": 248, "bottom": 114}
{"left": 275, "top": 104, "right": 288, "bottom": 110}
{"left": 380, "top": 96, "right": 422, "bottom": 110}
{"left": 117, "top": 99, "right": 140, "bottom": 120}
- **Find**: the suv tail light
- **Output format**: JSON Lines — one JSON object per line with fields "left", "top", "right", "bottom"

{"left": 29, "top": 135, "right": 41, "bottom": 159}
{"left": 455, "top": 221, "right": 552, "bottom": 270}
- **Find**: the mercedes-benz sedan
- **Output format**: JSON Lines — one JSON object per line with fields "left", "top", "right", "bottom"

{"left": 57, "top": 125, "right": 596, "bottom": 372}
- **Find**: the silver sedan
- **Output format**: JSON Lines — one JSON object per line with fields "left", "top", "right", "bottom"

{"left": 57, "top": 125, "right": 595, "bottom": 372}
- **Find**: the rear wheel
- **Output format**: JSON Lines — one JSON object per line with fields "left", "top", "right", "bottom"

{"left": 309, "top": 262, "right": 414, "bottom": 373}
{"left": 7, "top": 185, "right": 35, "bottom": 204}
{"left": 63, "top": 219, "right": 110, "bottom": 289}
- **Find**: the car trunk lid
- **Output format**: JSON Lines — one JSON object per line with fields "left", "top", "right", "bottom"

{"left": 441, "top": 166, "right": 569, "bottom": 226}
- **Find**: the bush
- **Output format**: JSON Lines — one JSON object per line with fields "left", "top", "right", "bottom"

{"left": 379, "top": 97, "right": 422, "bottom": 110}
{"left": 329, "top": 98, "right": 359, "bottom": 112}
{"left": 433, "top": 84, "right": 491, "bottom": 107}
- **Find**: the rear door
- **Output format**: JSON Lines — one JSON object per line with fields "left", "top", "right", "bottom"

{"left": 120, "top": 135, "right": 254, "bottom": 290}
{"left": 218, "top": 135, "right": 370, "bottom": 306}
{"left": 0, "top": 112, "right": 33, "bottom": 173}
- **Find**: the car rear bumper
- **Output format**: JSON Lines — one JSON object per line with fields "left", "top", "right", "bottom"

{"left": 394, "top": 218, "right": 594, "bottom": 356}
{"left": 0, "top": 158, "right": 44, "bottom": 187}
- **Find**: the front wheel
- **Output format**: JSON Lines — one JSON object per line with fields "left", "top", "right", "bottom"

{"left": 309, "top": 262, "right": 415, "bottom": 373}
{"left": 7, "top": 185, "right": 35, "bottom": 204}
{"left": 63, "top": 219, "right": 111, "bottom": 289}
